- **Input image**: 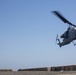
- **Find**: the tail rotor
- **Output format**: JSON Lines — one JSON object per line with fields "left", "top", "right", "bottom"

{"left": 55, "top": 34, "right": 61, "bottom": 47}
{"left": 56, "top": 34, "right": 58, "bottom": 44}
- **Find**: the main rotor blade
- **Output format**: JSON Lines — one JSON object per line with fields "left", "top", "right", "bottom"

{"left": 52, "top": 11, "right": 76, "bottom": 27}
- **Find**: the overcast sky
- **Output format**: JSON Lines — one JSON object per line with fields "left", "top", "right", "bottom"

{"left": 0, "top": 0, "right": 76, "bottom": 70}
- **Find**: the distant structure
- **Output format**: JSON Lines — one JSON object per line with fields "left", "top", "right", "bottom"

{"left": 18, "top": 65, "right": 76, "bottom": 71}
{"left": 51, "top": 65, "right": 76, "bottom": 71}
{"left": 0, "top": 69, "right": 12, "bottom": 72}
{"left": 0, "top": 65, "right": 76, "bottom": 71}
{"left": 18, "top": 67, "right": 50, "bottom": 71}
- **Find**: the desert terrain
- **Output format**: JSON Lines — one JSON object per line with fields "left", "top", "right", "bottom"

{"left": 0, "top": 71, "right": 76, "bottom": 75}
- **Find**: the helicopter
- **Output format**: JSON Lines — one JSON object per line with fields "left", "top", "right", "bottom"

{"left": 52, "top": 11, "right": 76, "bottom": 47}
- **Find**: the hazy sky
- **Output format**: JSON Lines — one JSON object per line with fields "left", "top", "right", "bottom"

{"left": 0, "top": 0, "right": 76, "bottom": 70}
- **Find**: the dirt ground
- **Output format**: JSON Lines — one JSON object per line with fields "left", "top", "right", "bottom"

{"left": 0, "top": 71, "right": 76, "bottom": 75}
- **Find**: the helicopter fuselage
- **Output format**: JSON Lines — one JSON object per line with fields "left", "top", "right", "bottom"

{"left": 59, "top": 27, "right": 76, "bottom": 47}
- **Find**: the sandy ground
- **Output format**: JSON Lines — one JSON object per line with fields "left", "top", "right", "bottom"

{"left": 0, "top": 71, "right": 76, "bottom": 75}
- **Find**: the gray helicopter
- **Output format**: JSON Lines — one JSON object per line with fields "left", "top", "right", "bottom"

{"left": 52, "top": 11, "right": 76, "bottom": 47}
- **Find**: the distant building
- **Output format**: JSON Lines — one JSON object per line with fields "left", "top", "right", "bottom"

{"left": 18, "top": 67, "right": 51, "bottom": 71}
{"left": 18, "top": 65, "right": 76, "bottom": 71}
{"left": 51, "top": 65, "right": 76, "bottom": 71}
{"left": 0, "top": 69, "right": 12, "bottom": 72}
